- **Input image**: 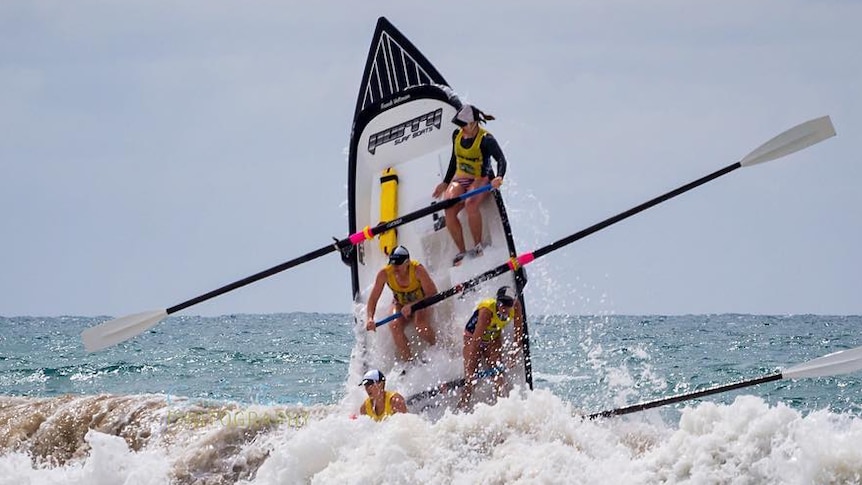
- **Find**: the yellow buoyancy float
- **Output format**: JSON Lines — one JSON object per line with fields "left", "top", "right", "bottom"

{"left": 378, "top": 167, "right": 398, "bottom": 255}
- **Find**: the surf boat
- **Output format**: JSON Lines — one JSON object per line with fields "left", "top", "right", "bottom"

{"left": 344, "top": 17, "right": 533, "bottom": 415}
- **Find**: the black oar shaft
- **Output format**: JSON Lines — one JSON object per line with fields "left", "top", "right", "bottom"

{"left": 406, "top": 378, "right": 465, "bottom": 405}
{"left": 405, "top": 367, "right": 502, "bottom": 405}
{"left": 167, "top": 245, "right": 336, "bottom": 314}
{"left": 393, "top": 162, "right": 744, "bottom": 319}
{"left": 534, "top": 161, "right": 741, "bottom": 259}
{"left": 366, "top": 184, "right": 491, "bottom": 238}
{"left": 588, "top": 372, "right": 782, "bottom": 419}
{"left": 371, "top": 192, "right": 471, "bottom": 234}
{"left": 166, "top": 186, "right": 493, "bottom": 315}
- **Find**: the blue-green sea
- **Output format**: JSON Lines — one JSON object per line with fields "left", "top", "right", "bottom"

{"left": 3, "top": 313, "right": 861, "bottom": 413}
{"left": 3, "top": 313, "right": 862, "bottom": 484}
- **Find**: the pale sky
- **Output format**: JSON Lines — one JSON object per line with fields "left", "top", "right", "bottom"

{"left": 1, "top": 1, "right": 860, "bottom": 317}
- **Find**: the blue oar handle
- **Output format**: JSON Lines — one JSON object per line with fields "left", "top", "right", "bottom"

{"left": 458, "top": 183, "right": 493, "bottom": 201}
{"left": 371, "top": 185, "right": 494, "bottom": 328}
{"left": 375, "top": 312, "right": 402, "bottom": 327}
{"left": 352, "top": 184, "right": 495, "bottom": 246}
{"left": 476, "top": 366, "right": 503, "bottom": 378}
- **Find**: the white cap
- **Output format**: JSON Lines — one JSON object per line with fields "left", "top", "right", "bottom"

{"left": 453, "top": 104, "right": 479, "bottom": 126}
{"left": 359, "top": 369, "right": 385, "bottom": 386}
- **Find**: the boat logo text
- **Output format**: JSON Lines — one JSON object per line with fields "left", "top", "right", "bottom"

{"left": 381, "top": 95, "right": 411, "bottom": 109}
{"left": 368, "top": 108, "right": 443, "bottom": 154}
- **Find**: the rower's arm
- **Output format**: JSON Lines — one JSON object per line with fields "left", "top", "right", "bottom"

{"left": 391, "top": 393, "right": 408, "bottom": 414}
{"left": 366, "top": 270, "right": 387, "bottom": 326}
{"left": 481, "top": 134, "right": 507, "bottom": 179}
{"left": 465, "top": 309, "right": 491, "bottom": 378}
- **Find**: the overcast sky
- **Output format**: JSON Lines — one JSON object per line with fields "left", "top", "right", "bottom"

{"left": 1, "top": 0, "right": 859, "bottom": 318}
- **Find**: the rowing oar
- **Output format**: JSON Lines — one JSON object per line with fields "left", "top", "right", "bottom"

{"left": 405, "top": 368, "right": 502, "bottom": 406}
{"left": 81, "top": 185, "right": 495, "bottom": 352}
{"left": 588, "top": 343, "right": 862, "bottom": 419}
{"left": 375, "top": 116, "right": 836, "bottom": 328}
{"left": 405, "top": 377, "right": 465, "bottom": 405}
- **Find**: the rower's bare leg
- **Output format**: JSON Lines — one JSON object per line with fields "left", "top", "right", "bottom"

{"left": 465, "top": 188, "right": 488, "bottom": 251}
{"left": 444, "top": 184, "right": 467, "bottom": 255}
{"left": 444, "top": 205, "right": 466, "bottom": 254}
{"left": 458, "top": 334, "right": 478, "bottom": 410}
{"left": 488, "top": 344, "right": 507, "bottom": 398}
{"left": 413, "top": 309, "right": 436, "bottom": 346}
{"left": 389, "top": 316, "right": 412, "bottom": 362}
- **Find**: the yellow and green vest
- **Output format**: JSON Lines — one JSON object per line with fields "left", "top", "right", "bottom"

{"left": 454, "top": 127, "right": 488, "bottom": 179}
{"left": 363, "top": 391, "right": 397, "bottom": 421}
{"left": 385, "top": 260, "right": 424, "bottom": 305}
{"left": 475, "top": 298, "right": 514, "bottom": 342}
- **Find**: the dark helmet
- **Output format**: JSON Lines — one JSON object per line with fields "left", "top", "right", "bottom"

{"left": 496, "top": 286, "right": 517, "bottom": 307}
{"left": 388, "top": 246, "right": 409, "bottom": 265}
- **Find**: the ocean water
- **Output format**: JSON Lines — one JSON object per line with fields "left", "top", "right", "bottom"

{"left": 2, "top": 313, "right": 862, "bottom": 484}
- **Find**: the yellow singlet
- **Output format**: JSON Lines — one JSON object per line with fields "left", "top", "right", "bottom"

{"left": 474, "top": 298, "right": 514, "bottom": 342}
{"left": 453, "top": 127, "right": 488, "bottom": 179}
{"left": 385, "top": 260, "right": 424, "bottom": 305}
{"left": 363, "top": 391, "right": 396, "bottom": 421}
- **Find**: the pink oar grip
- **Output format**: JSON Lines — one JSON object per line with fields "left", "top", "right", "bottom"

{"left": 349, "top": 226, "right": 374, "bottom": 245}
{"left": 507, "top": 252, "right": 535, "bottom": 271}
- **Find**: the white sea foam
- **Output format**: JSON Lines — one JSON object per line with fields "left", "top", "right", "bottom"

{"left": 244, "top": 391, "right": 862, "bottom": 484}
{"left": 3, "top": 391, "right": 862, "bottom": 484}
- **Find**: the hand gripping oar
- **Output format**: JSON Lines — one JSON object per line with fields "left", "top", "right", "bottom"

{"left": 375, "top": 116, "right": 836, "bottom": 328}
{"left": 81, "top": 185, "right": 495, "bottom": 352}
{"left": 588, "top": 343, "right": 862, "bottom": 419}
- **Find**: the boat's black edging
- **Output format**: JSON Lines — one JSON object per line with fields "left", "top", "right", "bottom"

{"left": 348, "top": 16, "right": 453, "bottom": 297}
{"left": 347, "top": 16, "right": 532, "bottom": 389}
{"left": 492, "top": 190, "right": 533, "bottom": 388}
{"left": 347, "top": 84, "right": 456, "bottom": 296}
{"left": 351, "top": 17, "right": 448, "bottom": 119}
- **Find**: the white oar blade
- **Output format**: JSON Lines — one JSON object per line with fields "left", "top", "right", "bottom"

{"left": 81, "top": 309, "right": 167, "bottom": 352}
{"left": 740, "top": 116, "right": 836, "bottom": 167}
{"left": 783, "top": 345, "right": 862, "bottom": 379}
